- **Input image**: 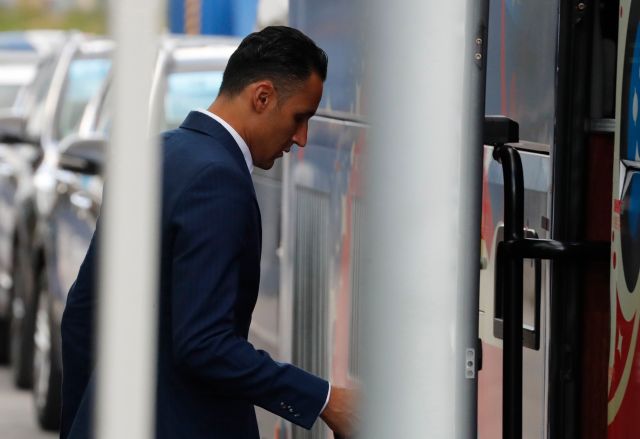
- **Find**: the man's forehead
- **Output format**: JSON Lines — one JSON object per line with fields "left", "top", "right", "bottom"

{"left": 296, "top": 75, "right": 323, "bottom": 103}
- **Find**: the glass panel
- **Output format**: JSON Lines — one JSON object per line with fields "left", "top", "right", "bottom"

{"left": 25, "top": 58, "right": 57, "bottom": 139}
{"left": 95, "top": 86, "right": 113, "bottom": 135}
{"left": 164, "top": 70, "right": 223, "bottom": 130}
{"left": 55, "top": 58, "right": 111, "bottom": 141}
{"left": 0, "top": 85, "right": 19, "bottom": 109}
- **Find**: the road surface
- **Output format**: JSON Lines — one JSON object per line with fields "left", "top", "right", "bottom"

{"left": 0, "top": 366, "right": 57, "bottom": 439}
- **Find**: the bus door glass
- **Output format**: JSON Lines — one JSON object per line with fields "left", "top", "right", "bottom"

{"left": 479, "top": 0, "right": 558, "bottom": 438}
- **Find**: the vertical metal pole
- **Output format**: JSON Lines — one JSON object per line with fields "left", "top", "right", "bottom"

{"left": 494, "top": 145, "right": 525, "bottom": 439}
{"left": 361, "top": 0, "right": 488, "bottom": 437}
{"left": 96, "top": 0, "right": 164, "bottom": 438}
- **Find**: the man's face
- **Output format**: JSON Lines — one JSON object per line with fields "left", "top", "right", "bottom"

{"left": 250, "top": 72, "right": 323, "bottom": 169}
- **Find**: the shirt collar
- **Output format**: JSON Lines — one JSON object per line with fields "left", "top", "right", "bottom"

{"left": 196, "top": 109, "right": 253, "bottom": 174}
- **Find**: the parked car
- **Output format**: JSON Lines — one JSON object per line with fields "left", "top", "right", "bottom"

{"left": 0, "top": 34, "right": 112, "bottom": 431}
{"left": 0, "top": 31, "right": 67, "bottom": 112}
{"left": 0, "top": 31, "right": 70, "bottom": 363}
{"left": 30, "top": 34, "right": 239, "bottom": 431}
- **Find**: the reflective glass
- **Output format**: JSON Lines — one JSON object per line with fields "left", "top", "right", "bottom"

{"left": 56, "top": 58, "right": 111, "bottom": 141}
{"left": 25, "top": 57, "right": 57, "bottom": 139}
{"left": 0, "top": 85, "right": 19, "bottom": 109}
{"left": 164, "top": 70, "right": 223, "bottom": 129}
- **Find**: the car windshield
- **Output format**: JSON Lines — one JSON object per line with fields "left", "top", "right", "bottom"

{"left": 164, "top": 70, "right": 224, "bottom": 130}
{"left": 56, "top": 57, "right": 111, "bottom": 141}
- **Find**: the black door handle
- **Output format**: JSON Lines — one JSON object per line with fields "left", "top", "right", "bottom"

{"left": 484, "top": 116, "right": 608, "bottom": 439}
{"left": 494, "top": 227, "right": 542, "bottom": 351}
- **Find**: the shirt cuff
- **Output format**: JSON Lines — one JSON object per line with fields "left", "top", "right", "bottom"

{"left": 320, "top": 382, "right": 331, "bottom": 414}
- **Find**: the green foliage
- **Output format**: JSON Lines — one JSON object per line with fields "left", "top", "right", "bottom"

{"left": 0, "top": 6, "right": 106, "bottom": 34}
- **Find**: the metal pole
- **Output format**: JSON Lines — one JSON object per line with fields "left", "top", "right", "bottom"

{"left": 96, "top": 0, "right": 164, "bottom": 437}
{"left": 361, "top": 0, "right": 488, "bottom": 437}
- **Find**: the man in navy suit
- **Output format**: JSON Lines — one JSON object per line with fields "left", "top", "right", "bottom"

{"left": 60, "top": 26, "right": 356, "bottom": 439}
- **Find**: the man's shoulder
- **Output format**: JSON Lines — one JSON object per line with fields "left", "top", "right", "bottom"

{"left": 159, "top": 127, "right": 253, "bottom": 214}
{"left": 161, "top": 127, "right": 241, "bottom": 175}
{"left": 162, "top": 126, "right": 226, "bottom": 158}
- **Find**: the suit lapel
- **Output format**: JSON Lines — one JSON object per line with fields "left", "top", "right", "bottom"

{"left": 179, "top": 111, "right": 260, "bottom": 206}
{"left": 180, "top": 111, "right": 253, "bottom": 181}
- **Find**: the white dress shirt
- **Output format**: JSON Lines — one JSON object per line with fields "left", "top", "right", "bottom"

{"left": 197, "top": 109, "right": 254, "bottom": 174}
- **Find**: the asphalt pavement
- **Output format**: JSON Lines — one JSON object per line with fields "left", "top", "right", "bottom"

{"left": 0, "top": 366, "right": 57, "bottom": 439}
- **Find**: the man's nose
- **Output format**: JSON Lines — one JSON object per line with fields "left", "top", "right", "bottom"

{"left": 292, "top": 123, "right": 308, "bottom": 148}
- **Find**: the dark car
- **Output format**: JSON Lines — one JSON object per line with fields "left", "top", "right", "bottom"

{"left": 0, "top": 34, "right": 112, "bottom": 430}
{"left": 0, "top": 31, "right": 68, "bottom": 112}
{"left": 0, "top": 31, "right": 69, "bottom": 363}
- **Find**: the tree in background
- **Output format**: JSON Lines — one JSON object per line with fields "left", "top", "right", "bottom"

{"left": 0, "top": 0, "right": 105, "bottom": 33}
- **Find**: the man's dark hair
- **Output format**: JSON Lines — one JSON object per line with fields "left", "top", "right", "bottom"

{"left": 219, "top": 26, "right": 328, "bottom": 98}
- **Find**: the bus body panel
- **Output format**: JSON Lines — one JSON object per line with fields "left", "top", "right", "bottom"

{"left": 609, "top": 1, "right": 640, "bottom": 436}
{"left": 287, "top": 0, "right": 560, "bottom": 438}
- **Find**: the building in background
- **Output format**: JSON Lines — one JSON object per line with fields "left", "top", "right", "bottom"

{"left": 168, "top": 0, "right": 288, "bottom": 36}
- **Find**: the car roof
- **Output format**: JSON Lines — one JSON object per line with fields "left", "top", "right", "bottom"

{"left": 0, "top": 30, "right": 70, "bottom": 61}
{"left": 160, "top": 34, "right": 240, "bottom": 67}
{"left": 76, "top": 36, "right": 115, "bottom": 57}
{"left": 161, "top": 33, "right": 242, "bottom": 50}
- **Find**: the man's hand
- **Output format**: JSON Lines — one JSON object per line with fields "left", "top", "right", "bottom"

{"left": 320, "top": 386, "right": 358, "bottom": 438}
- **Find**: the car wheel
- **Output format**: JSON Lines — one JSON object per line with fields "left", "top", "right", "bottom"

{"left": 10, "top": 249, "right": 36, "bottom": 388}
{"left": 33, "top": 270, "right": 61, "bottom": 431}
{"left": 0, "top": 313, "right": 9, "bottom": 364}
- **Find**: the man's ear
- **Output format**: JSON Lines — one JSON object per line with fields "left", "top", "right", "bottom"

{"left": 252, "top": 80, "right": 276, "bottom": 113}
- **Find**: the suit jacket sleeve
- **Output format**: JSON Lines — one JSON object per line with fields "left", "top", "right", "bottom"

{"left": 170, "top": 164, "right": 329, "bottom": 430}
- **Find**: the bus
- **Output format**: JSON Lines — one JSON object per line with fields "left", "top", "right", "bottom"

{"left": 253, "top": 0, "right": 637, "bottom": 437}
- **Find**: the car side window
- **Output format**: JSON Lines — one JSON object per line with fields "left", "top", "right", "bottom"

{"left": 0, "top": 63, "right": 36, "bottom": 109}
{"left": 24, "top": 57, "right": 57, "bottom": 140}
{"left": 54, "top": 57, "right": 111, "bottom": 141}
{"left": 0, "top": 84, "right": 20, "bottom": 109}
{"left": 164, "top": 70, "right": 223, "bottom": 130}
{"left": 95, "top": 84, "right": 113, "bottom": 136}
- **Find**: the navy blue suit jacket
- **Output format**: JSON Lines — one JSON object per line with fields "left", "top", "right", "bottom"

{"left": 60, "top": 111, "right": 329, "bottom": 438}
